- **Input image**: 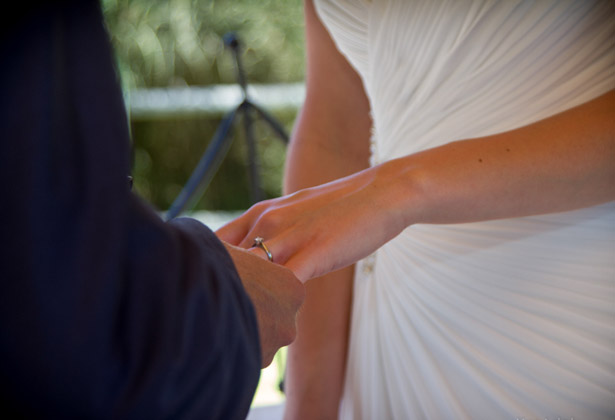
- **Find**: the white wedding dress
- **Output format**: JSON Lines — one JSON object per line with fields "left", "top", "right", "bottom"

{"left": 313, "top": 0, "right": 615, "bottom": 418}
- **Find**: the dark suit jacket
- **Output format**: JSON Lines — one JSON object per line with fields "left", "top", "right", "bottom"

{"left": 0, "top": 1, "right": 260, "bottom": 418}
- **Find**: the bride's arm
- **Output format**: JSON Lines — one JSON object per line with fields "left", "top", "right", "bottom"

{"left": 219, "top": 87, "right": 614, "bottom": 281}
{"left": 393, "top": 90, "right": 615, "bottom": 226}
{"left": 281, "top": 1, "right": 371, "bottom": 418}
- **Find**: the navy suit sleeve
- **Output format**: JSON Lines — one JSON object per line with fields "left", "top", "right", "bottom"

{"left": 0, "top": 1, "right": 260, "bottom": 419}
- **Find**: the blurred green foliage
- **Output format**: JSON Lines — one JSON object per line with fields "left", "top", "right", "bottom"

{"left": 102, "top": 0, "right": 305, "bottom": 211}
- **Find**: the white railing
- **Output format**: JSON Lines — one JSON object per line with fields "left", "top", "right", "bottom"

{"left": 127, "top": 83, "right": 305, "bottom": 120}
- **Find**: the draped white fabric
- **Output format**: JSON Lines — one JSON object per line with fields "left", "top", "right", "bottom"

{"left": 313, "top": 1, "right": 615, "bottom": 418}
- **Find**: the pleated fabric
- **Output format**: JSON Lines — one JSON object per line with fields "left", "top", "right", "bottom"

{"left": 313, "top": 1, "right": 615, "bottom": 418}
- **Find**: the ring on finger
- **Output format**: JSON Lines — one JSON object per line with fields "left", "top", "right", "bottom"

{"left": 253, "top": 236, "right": 273, "bottom": 262}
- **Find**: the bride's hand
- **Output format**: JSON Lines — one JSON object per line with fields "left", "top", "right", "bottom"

{"left": 216, "top": 161, "right": 409, "bottom": 282}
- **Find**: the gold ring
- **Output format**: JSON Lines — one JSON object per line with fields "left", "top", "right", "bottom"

{"left": 253, "top": 237, "right": 273, "bottom": 262}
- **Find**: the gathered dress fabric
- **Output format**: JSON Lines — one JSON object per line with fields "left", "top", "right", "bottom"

{"left": 313, "top": 0, "right": 615, "bottom": 418}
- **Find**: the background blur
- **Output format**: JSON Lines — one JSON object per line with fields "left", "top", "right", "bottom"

{"left": 102, "top": 0, "right": 305, "bottom": 212}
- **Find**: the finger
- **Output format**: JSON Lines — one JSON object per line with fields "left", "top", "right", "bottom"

{"left": 248, "top": 246, "right": 271, "bottom": 262}
{"left": 226, "top": 205, "right": 278, "bottom": 249}
{"left": 248, "top": 234, "right": 285, "bottom": 264}
{"left": 284, "top": 255, "right": 314, "bottom": 284}
{"left": 239, "top": 232, "right": 259, "bottom": 250}
{"left": 283, "top": 234, "right": 340, "bottom": 283}
{"left": 215, "top": 215, "right": 252, "bottom": 245}
{"left": 239, "top": 224, "right": 270, "bottom": 250}
{"left": 246, "top": 230, "right": 302, "bottom": 268}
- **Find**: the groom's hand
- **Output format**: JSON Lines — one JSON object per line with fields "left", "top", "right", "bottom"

{"left": 224, "top": 243, "right": 305, "bottom": 367}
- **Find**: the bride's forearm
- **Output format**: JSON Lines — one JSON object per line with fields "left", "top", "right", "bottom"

{"left": 283, "top": 268, "right": 353, "bottom": 419}
{"left": 390, "top": 90, "right": 615, "bottom": 227}
{"left": 282, "top": 100, "right": 369, "bottom": 417}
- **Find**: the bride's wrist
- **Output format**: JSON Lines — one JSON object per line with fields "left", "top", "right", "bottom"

{"left": 370, "top": 158, "right": 425, "bottom": 232}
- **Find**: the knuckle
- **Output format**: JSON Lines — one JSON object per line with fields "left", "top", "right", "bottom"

{"left": 249, "top": 199, "right": 271, "bottom": 213}
{"left": 281, "top": 325, "right": 297, "bottom": 346}
{"left": 277, "top": 318, "right": 297, "bottom": 347}
{"left": 292, "top": 282, "right": 306, "bottom": 308}
{"left": 262, "top": 352, "right": 275, "bottom": 368}
{"left": 281, "top": 269, "right": 305, "bottom": 307}
{"left": 257, "top": 207, "right": 283, "bottom": 231}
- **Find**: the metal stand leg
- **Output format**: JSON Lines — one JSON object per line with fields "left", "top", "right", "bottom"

{"left": 165, "top": 33, "right": 289, "bottom": 220}
{"left": 165, "top": 109, "right": 237, "bottom": 220}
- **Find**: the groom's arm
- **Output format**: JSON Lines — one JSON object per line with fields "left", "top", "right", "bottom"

{"left": 0, "top": 2, "right": 297, "bottom": 418}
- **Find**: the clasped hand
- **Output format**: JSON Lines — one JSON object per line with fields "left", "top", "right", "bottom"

{"left": 217, "top": 162, "right": 407, "bottom": 282}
